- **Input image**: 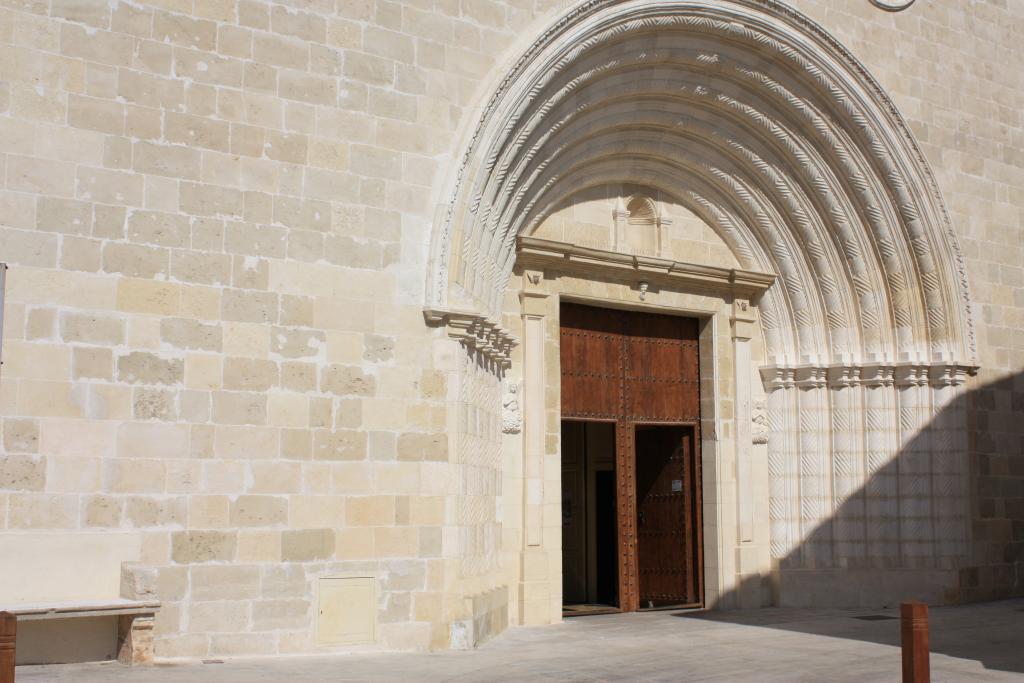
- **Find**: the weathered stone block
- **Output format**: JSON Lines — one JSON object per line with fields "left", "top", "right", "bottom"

{"left": 251, "top": 599, "right": 309, "bottom": 631}
{"left": 154, "top": 11, "right": 216, "bottom": 51}
{"left": 397, "top": 433, "right": 448, "bottom": 462}
{"left": 118, "top": 352, "right": 184, "bottom": 385}
{"left": 171, "top": 530, "right": 237, "bottom": 563}
{"left": 190, "top": 565, "right": 260, "bottom": 601}
{"left": 320, "top": 365, "right": 376, "bottom": 396}
{"left": 132, "top": 388, "right": 178, "bottom": 421}
{"left": 312, "top": 429, "right": 367, "bottom": 461}
{"left": 281, "top": 362, "right": 317, "bottom": 392}
{"left": 223, "top": 357, "right": 279, "bottom": 391}
{"left": 73, "top": 346, "right": 114, "bottom": 380}
{"left": 281, "top": 528, "right": 335, "bottom": 561}
{"left": 0, "top": 454, "right": 46, "bottom": 491}
{"left": 37, "top": 197, "right": 92, "bottom": 235}
{"left": 272, "top": 327, "right": 325, "bottom": 359}
{"left": 103, "top": 242, "right": 169, "bottom": 278}
{"left": 61, "top": 312, "right": 125, "bottom": 345}
{"left": 117, "top": 422, "right": 189, "bottom": 459}
{"left": 229, "top": 495, "right": 287, "bottom": 527}
{"left": 83, "top": 495, "right": 123, "bottom": 527}
{"left": 161, "top": 318, "right": 223, "bottom": 351}
{"left": 4, "top": 419, "right": 40, "bottom": 453}
{"left": 221, "top": 288, "right": 278, "bottom": 323}
{"left": 212, "top": 391, "right": 267, "bottom": 425}
{"left": 346, "top": 496, "right": 394, "bottom": 526}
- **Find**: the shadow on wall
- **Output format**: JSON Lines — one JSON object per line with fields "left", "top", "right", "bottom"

{"left": 695, "top": 370, "right": 1024, "bottom": 674}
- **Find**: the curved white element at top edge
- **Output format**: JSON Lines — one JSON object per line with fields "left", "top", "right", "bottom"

{"left": 869, "top": 0, "right": 917, "bottom": 12}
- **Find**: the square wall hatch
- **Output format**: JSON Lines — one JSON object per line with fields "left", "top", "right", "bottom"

{"left": 317, "top": 576, "right": 376, "bottom": 645}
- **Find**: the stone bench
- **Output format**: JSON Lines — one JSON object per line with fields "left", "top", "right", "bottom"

{"left": 1, "top": 599, "right": 159, "bottom": 666}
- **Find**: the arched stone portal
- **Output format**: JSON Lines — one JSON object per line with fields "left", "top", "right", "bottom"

{"left": 425, "top": 0, "right": 977, "bottom": 633}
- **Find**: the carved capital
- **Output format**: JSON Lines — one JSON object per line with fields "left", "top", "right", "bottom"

{"left": 827, "top": 364, "right": 861, "bottom": 388}
{"left": 928, "top": 362, "right": 974, "bottom": 387}
{"left": 859, "top": 363, "right": 895, "bottom": 388}
{"left": 794, "top": 365, "right": 828, "bottom": 389}
{"left": 759, "top": 364, "right": 795, "bottom": 391}
{"left": 894, "top": 362, "right": 930, "bottom": 387}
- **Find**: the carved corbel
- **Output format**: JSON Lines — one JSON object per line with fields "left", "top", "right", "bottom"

{"left": 423, "top": 308, "right": 518, "bottom": 367}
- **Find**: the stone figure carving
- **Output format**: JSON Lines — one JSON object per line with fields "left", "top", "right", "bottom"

{"left": 502, "top": 382, "right": 522, "bottom": 434}
{"left": 751, "top": 400, "right": 769, "bottom": 445}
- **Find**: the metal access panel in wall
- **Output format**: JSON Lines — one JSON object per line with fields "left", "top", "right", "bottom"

{"left": 317, "top": 576, "right": 376, "bottom": 645}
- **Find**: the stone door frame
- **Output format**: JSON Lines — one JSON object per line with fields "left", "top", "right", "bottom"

{"left": 508, "top": 236, "right": 775, "bottom": 624}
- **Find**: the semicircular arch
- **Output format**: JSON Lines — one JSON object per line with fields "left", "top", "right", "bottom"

{"left": 426, "top": 0, "right": 975, "bottom": 368}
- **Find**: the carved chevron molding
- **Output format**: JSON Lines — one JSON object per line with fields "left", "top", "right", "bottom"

{"left": 426, "top": 0, "right": 976, "bottom": 371}
{"left": 516, "top": 236, "right": 775, "bottom": 298}
{"left": 423, "top": 308, "right": 517, "bottom": 366}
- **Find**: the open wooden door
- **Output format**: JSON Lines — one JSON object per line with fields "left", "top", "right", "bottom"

{"left": 635, "top": 425, "right": 701, "bottom": 608}
{"left": 560, "top": 303, "right": 703, "bottom": 613}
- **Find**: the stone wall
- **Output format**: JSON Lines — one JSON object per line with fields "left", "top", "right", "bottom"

{"left": 0, "top": 0, "right": 556, "bottom": 657}
{"left": 0, "top": 0, "right": 1021, "bottom": 659}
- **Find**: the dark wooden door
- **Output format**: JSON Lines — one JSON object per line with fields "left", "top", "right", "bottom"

{"left": 635, "top": 425, "right": 700, "bottom": 607}
{"left": 560, "top": 303, "right": 702, "bottom": 612}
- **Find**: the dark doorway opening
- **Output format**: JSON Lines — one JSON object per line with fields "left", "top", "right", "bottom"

{"left": 561, "top": 420, "right": 619, "bottom": 616}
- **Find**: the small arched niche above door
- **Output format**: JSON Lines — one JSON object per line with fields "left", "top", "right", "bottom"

{"left": 619, "top": 194, "right": 660, "bottom": 256}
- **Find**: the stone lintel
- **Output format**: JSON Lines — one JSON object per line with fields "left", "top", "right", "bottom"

{"left": 516, "top": 235, "right": 776, "bottom": 299}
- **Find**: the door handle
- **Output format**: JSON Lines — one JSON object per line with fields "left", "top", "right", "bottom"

{"left": 638, "top": 511, "right": 646, "bottom": 526}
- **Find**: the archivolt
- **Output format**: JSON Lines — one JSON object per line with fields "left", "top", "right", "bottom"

{"left": 426, "top": 0, "right": 975, "bottom": 367}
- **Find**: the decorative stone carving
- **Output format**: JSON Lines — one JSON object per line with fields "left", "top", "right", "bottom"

{"left": 426, "top": 0, "right": 975, "bottom": 368}
{"left": 516, "top": 236, "right": 775, "bottom": 299}
{"left": 421, "top": 0, "right": 980, "bottom": 606}
{"left": 501, "top": 381, "right": 522, "bottom": 434}
{"left": 423, "top": 308, "right": 517, "bottom": 367}
{"left": 751, "top": 401, "right": 769, "bottom": 445}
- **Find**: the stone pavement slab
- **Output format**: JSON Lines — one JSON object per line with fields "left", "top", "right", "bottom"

{"left": 17, "top": 599, "right": 1024, "bottom": 682}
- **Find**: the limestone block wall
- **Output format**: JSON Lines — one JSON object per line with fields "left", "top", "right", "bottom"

{"left": 0, "top": 0, "right": 556, "bottom": 658}
{"left": 0, "top": 0, "right": 1021, "bottom": 659}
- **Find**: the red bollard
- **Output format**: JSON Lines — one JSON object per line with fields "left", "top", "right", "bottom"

{"left": 901, "top": 601, "right": 929, "bottom": 683}
{"left": 0, "top": 611, "right": 14, "bottom": 683}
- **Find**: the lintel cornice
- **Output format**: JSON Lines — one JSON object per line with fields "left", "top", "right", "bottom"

{"left": 516, "top": 236, "right": 776, "bottom": 298}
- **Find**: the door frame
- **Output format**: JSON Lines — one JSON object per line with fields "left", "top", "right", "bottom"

{"left": 510, "top": 238, "right": 775, "bottom": 624}
{"left": 558, "top": 302, "right": 705, "bottom": 613}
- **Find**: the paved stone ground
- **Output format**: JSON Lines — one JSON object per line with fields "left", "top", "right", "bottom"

{"left": 18, "top": 599, "right": 1024, "bottom": 682}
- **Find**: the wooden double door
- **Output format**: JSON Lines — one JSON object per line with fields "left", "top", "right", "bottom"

{"left": 560, "top": 303, "right": 703, "bottom": 612}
